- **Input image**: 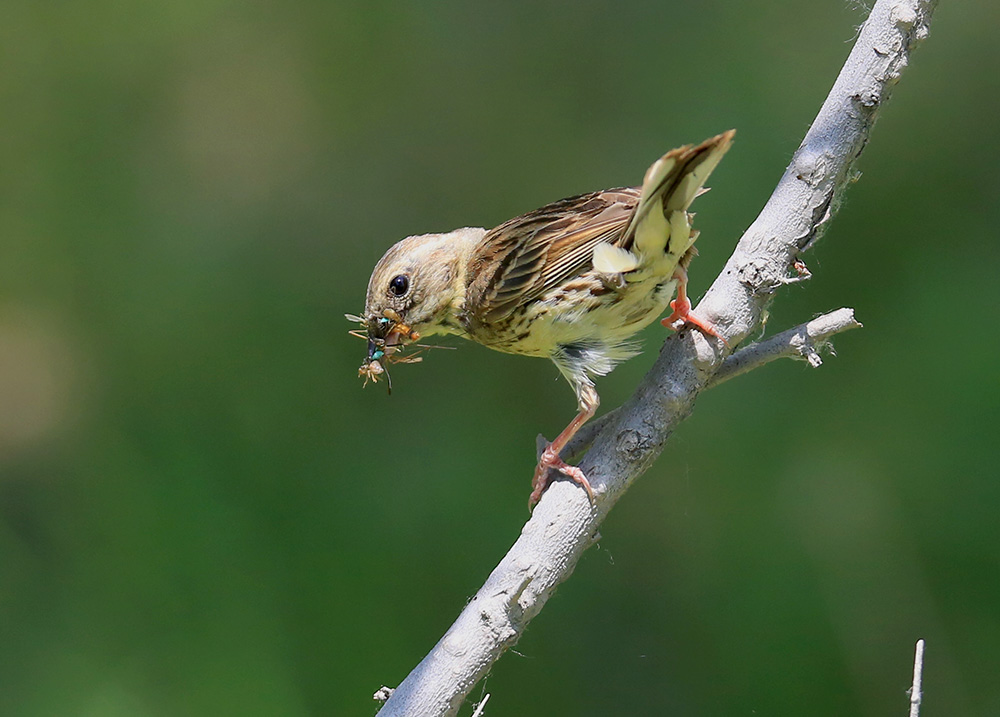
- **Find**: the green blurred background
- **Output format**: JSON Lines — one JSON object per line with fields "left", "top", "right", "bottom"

{"left": 2, "top": 1, "right": 998, "bottom": 715}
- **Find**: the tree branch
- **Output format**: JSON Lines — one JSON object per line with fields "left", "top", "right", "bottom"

{"left": 709, "top": 307, "right": 863, "bottom": 385}
{"left": 376, "top": 1, "right": 937, "bottom": 714}
{"left": 553, "top": 306, "right": 863, "bottom": 461}
{"left": 908, "top": 639, "right": 925, "bottom": 717}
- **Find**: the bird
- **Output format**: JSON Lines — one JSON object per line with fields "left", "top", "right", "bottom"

{"left": 351, "top": 130, "right": 734, "bottom": 509}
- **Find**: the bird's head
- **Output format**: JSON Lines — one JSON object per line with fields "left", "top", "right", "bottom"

{"left": 360, "top": 228, "right": 484, "bottom": 345}
{"left": 349, "top": 227, "right": 485, "bottom": 389}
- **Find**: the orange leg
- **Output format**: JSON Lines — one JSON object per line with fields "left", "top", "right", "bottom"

{"left": 529, "top": 397, "right": 597, "bottom": 511}
{"left": 660, "top": 267, "right": 728, "bottom": 344}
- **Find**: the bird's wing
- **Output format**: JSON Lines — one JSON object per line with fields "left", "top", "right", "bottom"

{"left": 465, "top": 188, "right": 639, "bottom": 324}
{"left": 464, "top": 131, "right": 734, "bottom": 326}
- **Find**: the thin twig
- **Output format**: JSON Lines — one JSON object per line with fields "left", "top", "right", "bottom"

{"left": 551, "top": 306, "right": 863, "bottom": 461}
{"left": 373, "top": 686, "right": 395, "bottom": 704}
{"left": 376, "top": 2, "right": 937, "bottom": 714}
{"left": 709, "top": 307, "right": 862, "bottom": 386}
{"left": 908, "top": 639, "right": 925, "bottom": 717}
{"left": 470, "top": 693, "right": 491, "bottom": 717}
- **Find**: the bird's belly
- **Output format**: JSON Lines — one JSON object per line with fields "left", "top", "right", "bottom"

{"left": 475, "top": 277, "right": 678, "bottom": 358}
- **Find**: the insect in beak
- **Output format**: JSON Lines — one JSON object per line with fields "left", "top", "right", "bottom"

{"left": 346, "top": 310, "right": 432, "bottom": 395}
{"left": 367, "top": 337, "right": 384, "bottom": 362}
{"left": 358, "top": 354, "right": 389, "bottom": 392}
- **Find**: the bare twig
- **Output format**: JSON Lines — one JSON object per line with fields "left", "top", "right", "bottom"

{"left": 373, "top": 686, "right": 394, "bottom": 704}
{"left": 908, "top": 639, "right": 925, "bottom": 717}
{"left": 709, "top": 307, "right": 863, "bottom": 385}
{"left": 552, "top": 306, "right": 863, "bottom": 461}
{"left": 470, "top": 693, "right": 491, "bottom": 717}
{"left": 376, "top": 1, "right": 937, "bottom": 714}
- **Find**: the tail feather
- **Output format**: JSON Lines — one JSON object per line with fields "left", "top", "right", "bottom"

{"left": 624, "top": 130, "right": 734, "bottom": 260}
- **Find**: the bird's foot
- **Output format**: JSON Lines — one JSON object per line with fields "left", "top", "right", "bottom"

{"left": 529, "top": 443, "right": 595, "bottom": 511}
{"left": 661, "top": 296, "right": 728, "bottom": 346}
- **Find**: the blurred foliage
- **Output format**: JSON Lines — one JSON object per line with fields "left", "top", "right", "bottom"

{"left": 1, "top": 1, "right": 998, "bottom": 715}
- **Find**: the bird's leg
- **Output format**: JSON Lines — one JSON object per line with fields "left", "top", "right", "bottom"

{"left": 529, "top": 387, "right": 599, "bottom": 510}
{"left": 661, "top": 266, "right": 727, "bottom": 344}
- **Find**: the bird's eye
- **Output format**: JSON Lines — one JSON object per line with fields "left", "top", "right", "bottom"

{"left": 389, "top": 274, "right": 410, "bottom": 297}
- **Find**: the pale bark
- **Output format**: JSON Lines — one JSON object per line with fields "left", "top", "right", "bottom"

{"left": 376, "top": 1, "right": 938, "bottom": 714}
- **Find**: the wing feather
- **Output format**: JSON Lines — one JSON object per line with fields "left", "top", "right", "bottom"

{"left": 463, "top": 130, "right": 734, "bottom": 327}
{"left": 466, "top": 189, "right": 639, "bottom": 324}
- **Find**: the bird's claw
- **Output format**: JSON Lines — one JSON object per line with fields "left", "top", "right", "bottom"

{"left": 661, "top": 296, "right": 728, "bottom": 346}
{"left": 529, "top": 444, "right": 596, "bottom": 511}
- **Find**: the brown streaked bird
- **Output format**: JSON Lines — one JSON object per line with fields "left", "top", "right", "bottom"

{"left": 351, "top": 130, "right": 734, "bottom": 509}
